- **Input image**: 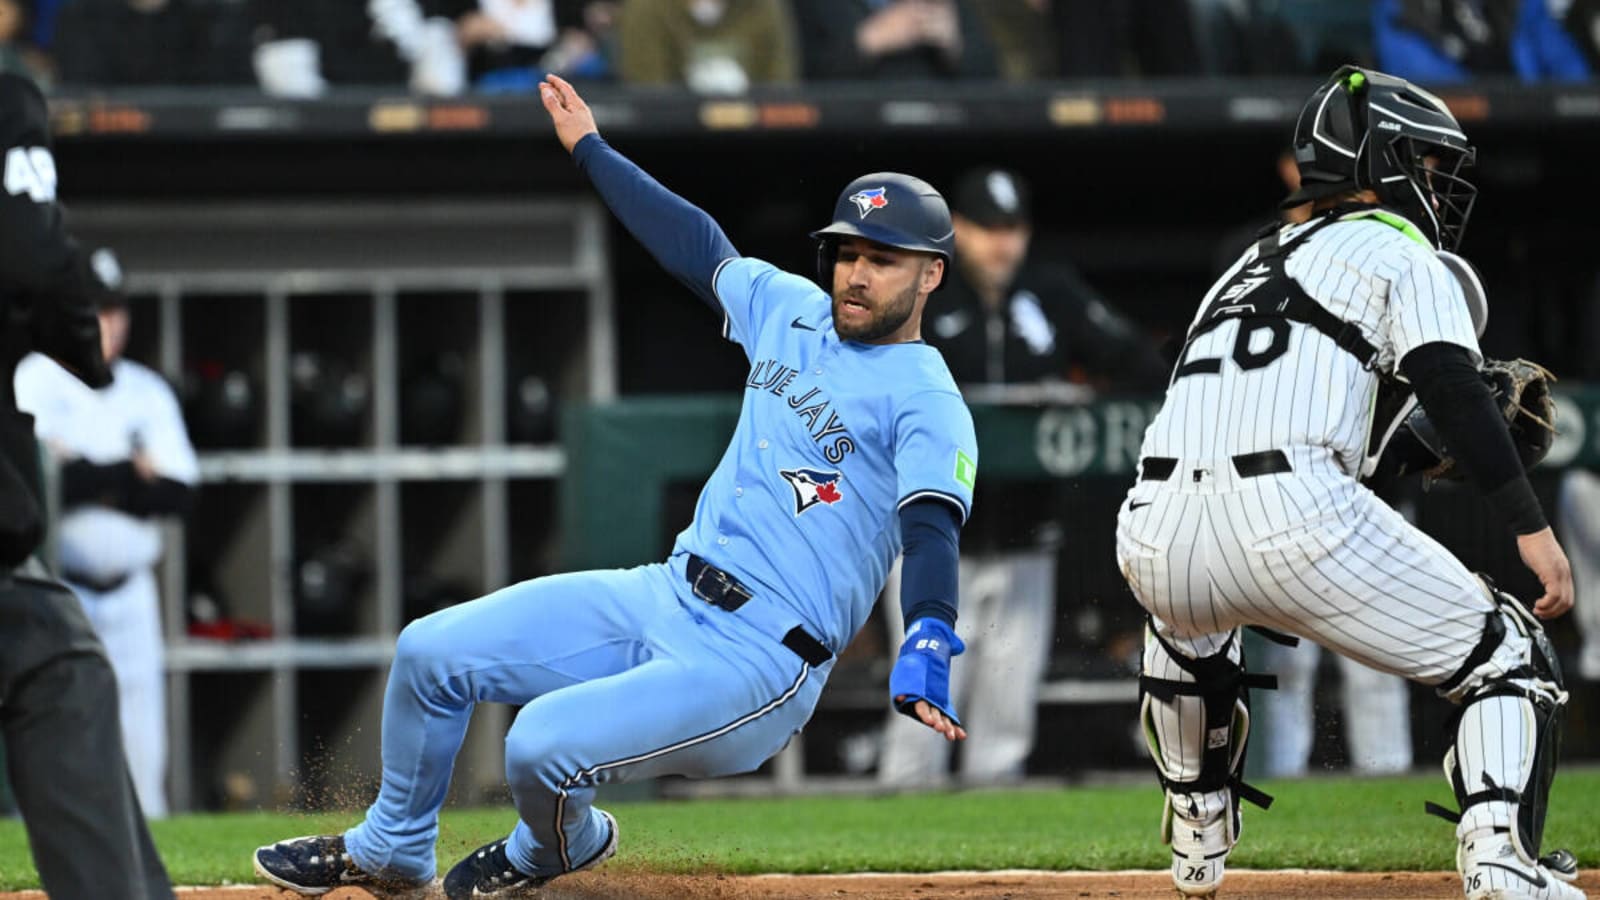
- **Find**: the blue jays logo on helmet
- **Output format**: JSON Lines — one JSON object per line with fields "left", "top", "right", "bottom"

{"left": 780, "top": 467, "right": 845, "bottom": 515}
{"left": 848, "top": 187, "right": 889, "bottom": 218}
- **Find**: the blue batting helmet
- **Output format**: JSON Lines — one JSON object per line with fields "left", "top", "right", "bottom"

{"left": 810, "top": 172, "right": 954, "bottom": 288}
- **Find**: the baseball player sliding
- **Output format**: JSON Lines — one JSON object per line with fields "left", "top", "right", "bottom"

{"left": 1118, "top": 66, "right": 1581, "bottom": 900}
{"left": 254, "top": 74, "right": 978, "bottom": 899}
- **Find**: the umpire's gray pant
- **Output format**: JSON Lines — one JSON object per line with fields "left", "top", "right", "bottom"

{"left": 0, "top": 557, "right": 173, "bottom": 900}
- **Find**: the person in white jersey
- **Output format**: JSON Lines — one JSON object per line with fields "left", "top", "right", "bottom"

{"left": 15, "top": 247, "right": 198, "bottom": 818}
{"left": 1116, "top": 66, "right": 1581, "bottom": 900}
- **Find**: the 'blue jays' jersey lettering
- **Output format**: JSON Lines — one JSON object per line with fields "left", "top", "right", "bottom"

{"left": 744, "top": 359, "right": 856, "bottom": 463}
{"left": 674, "top": 257, "right": 978, "bottom": 651}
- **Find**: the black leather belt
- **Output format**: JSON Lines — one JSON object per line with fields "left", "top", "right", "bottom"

{"left": 1140, "top": 449, "right": 1292, "bottom": 482}
{"left": 685, "top": 554, "right": 832, "bottom": 667}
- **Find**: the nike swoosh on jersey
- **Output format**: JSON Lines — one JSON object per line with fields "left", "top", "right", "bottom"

{"left": 1478, "top": 862, "right": 1547, "bottom": 889}
{"left": 790, "top": 316, "right": 816, "bottom": 331}
{"left": 1129, "top": 501, "right": 1153, "bottom": 511}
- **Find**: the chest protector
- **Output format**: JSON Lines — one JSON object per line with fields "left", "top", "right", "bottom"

{"left": 1180, "top": 208, "right": 1416, "bottom": 476}
{"left": 1182, "top": 211, "right": 1379, "bottom": 373}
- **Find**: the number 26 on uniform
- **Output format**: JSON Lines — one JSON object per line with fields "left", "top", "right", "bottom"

{"left": 1174, "top": 320, "right": 1291, "bottom": 380}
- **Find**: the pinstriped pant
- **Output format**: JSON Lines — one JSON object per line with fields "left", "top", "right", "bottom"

{"left": 1116, "top": 449, "right": 1493, "bottom": 682}
{"left": 1115, "top": 446, "right": 1551, "bottom": 825}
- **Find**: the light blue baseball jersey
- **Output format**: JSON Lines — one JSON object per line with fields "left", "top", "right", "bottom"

{"left": 672, "top": 257, "right": 979, "bottom": 651}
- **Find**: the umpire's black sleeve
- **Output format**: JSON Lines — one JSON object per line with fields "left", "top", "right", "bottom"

{"left": 1401, "top": 341, "right": 1546, "bottom": 534}
{"left": 0, "top": 74, "right": 109, "bottom": 388}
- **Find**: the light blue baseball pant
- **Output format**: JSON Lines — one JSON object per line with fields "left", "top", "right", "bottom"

{"left": 343, "top": 557, "right": 829, "bottom": 881}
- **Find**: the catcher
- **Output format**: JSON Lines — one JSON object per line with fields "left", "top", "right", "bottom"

{"left": 1116, "top": 66, "right": 1581, "bottom": 900}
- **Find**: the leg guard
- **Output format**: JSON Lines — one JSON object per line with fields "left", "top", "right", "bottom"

{"left": 1139, "top": 621, "right": 1273, "bottom": 845}
{"left": 1429, "top": 584, "right": 1569, "bottom": 869}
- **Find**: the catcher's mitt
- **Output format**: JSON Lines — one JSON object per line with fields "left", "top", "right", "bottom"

{"left": 1408, "top": 358, "right": 1557, "bottom": 480}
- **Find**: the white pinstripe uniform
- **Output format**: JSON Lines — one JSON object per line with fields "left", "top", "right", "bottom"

{"left": 1117, "top": 211, "right": 1573, "bottom": 898}
{"left": 1121, "top": 213, "right": 1489, "bottom": 670}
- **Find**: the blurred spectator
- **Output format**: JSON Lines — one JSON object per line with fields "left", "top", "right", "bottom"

{"left": 56, "top": 0, "right": 250, "bottom": 87}
{"left": 1558, "top": 467, "right": 1600, "bottom": 681}
{"left": 792, "top": 0, "right": 998, "bottom": 81}
{"left": 27, "top": 0, "right": 63, "bottom": 55}
{"left": 1560, "top": 0, "right": 1600, "bottom": 69}
{"left": 0, "top": 0, "right": 51, "bottom": 87}
{"left": 1191, "top": 0, "right": 1369, "bottom": 75}
{"left": 252, "top": 0, "right": 485, "bottom": 97}
{"left": 1374, "top": 0, "right": 1591, "bottom": 83}
{"left": 878, "top": 168, "right": 1166, "bottom": 789}
{"left": 618, "top": 0, "right": 793, "bottom": 92}
{"left": 973, "top": 0, "right": 1055, "bottom": 80}
{"left": 429, "top": 0, "right": 616, "bottom": 93}
{"left": 1053, "top": 0, "right": 1202, "bottom": 77}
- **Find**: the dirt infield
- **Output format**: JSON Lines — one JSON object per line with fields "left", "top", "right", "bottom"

{"left": 1, "top": 869, "right": 1594, "bottom": 899}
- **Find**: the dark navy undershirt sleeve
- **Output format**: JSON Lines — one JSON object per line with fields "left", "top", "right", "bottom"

{"left": 899, "top": 498, "right": 961, "bottom": 628}
{"left": 573, "top": 132, "right": 738, "bottom": 312}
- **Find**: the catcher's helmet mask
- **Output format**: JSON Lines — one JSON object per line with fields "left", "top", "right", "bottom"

{"left": 1285, "top": 65, "right": 1478, "bottom": 252}
{"left": 811, "top": 172, "right": 954, "bottom": 290}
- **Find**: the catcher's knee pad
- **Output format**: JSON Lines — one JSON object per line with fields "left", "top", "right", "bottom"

{"left": 1139, "top": 626, "right": 1275, "bottom": 845}
{"left": 1430, "top": 584, "right": 1568, "bottom": 866}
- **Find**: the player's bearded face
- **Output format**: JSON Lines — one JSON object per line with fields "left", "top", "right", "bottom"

{"left": 830, "top": 239, "right": 932, "bottom": 343}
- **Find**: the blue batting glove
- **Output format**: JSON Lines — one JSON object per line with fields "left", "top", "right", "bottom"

{"left": 889, "top": 617, "right": 965, "bottom": 727}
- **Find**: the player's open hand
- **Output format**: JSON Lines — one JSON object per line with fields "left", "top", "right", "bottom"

{"left": 1523, "top": 525, "right": 1574, "bottom": 614}
{"left": 539, "top": 74, "right": 598, "bottom": 155}
{"left": 889, "top": 618, "right": 966, "bottom": 742}
{"left": 900, "top": 696, "right": 968, "bottom": 742}
{"left": 1517, "top": 527, "right": 1574, "bottom": 619}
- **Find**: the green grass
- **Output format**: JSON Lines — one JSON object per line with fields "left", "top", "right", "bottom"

{"left": 0, "top": 770, "right": 1596, "bottom": 890}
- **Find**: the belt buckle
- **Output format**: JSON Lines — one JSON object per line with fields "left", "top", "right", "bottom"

{"left": 691, "top": 563, "right": 725, "bottom": 603}
{"left": 723, "top": 581, "right": 752, "bottom": 609}
{"left": 692, "top": 561, "right": 751, "bottom": 610}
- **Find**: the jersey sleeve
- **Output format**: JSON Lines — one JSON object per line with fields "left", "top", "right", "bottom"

{"left": 129, "top": 368, "right": 199, "bottom": 485}
{"left": 892, "top": 389, "right": 978, "bottom": 523}
{"left": 1386, "top": 244, "right": 1482, "bottom": 368}
{"left": 12, "top": 353, "right": 73, "bottom": 443}
{"left": 711, "top": 256, "right": 828, "bottom": 353}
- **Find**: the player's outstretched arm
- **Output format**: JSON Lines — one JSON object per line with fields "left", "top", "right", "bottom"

{"left": 538, "top": 74, "right": 736, "bottom": 311}
{"left": 891, "top": 499, "right": 967, "bottom": 741}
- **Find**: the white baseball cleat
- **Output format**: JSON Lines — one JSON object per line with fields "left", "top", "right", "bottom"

{"left": 1459, "top": 829, "right": 1585, "bottom": 900}
{"left": 1169, "top": 815, "right": 1230, "bottom": 898}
